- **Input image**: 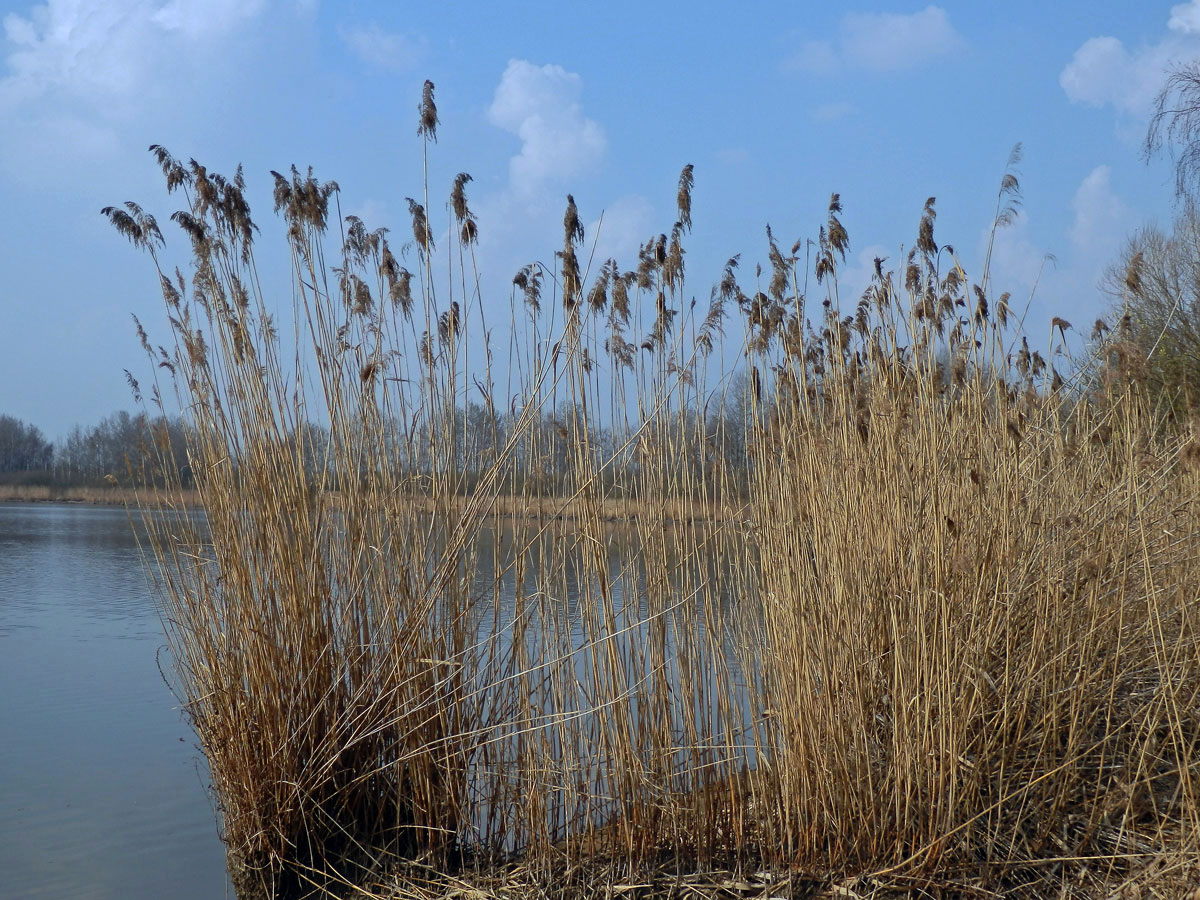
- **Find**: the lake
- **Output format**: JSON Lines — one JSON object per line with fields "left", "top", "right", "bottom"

{"left": 0, "top": 502, "right": 752, "bottom": 898}
{"left": 0, "top": 503, "right": 231, "bottom": 899}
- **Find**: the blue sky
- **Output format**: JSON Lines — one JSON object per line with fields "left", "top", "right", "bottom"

{"left": 0, "top": 0, "right": 1195, "bottom": 438}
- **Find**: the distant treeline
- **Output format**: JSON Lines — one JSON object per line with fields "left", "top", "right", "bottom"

{"left": 0, "top": 411, "right": 191, "bottom": 487}
{"left": 0, "top": 394, "right": 755, "bottom": 493}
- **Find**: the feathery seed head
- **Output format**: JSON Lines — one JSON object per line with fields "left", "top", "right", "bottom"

{"left": 418, "top": 80, "right": 439, "bottom": 141}
{"left": 1125, "top": 251, "right": 1144, "bottom": 295}
{"left": 391, "top": 267, "right": 413, "bottom": 317}
{"left": 451, "top": 173, "right": 472, "bottom": 223}
{"left": 406, "top": 198, "right": 434, "bottom": 254}
{"left": 917, "top": 197, "right": 937, "bottom": 256}
{"left": 996, "top": 292, "right": 1011, "bottom": 328}
{"left": 676, "top": 163, "right": 695, "bottom": 232}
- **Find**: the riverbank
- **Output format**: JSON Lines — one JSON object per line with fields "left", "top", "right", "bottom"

{"left": 0, "top": 483, "right": 736, "bottom": 523}
{"left": 0, "top": 484, "right": 201, "bottom": 506}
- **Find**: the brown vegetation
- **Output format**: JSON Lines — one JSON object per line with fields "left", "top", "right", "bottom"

{"left": 107, "top": 90, "right": 1200, "bottom": 900}
{"left": 0, "top": 483, "right": 200, "bottom": 506}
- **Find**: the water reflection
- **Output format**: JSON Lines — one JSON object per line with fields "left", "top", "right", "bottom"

{"left": 0, "top": 503, "right": 758, "bottom": 897}
{"left": 0, "top": 504, "right": 230, "bottom": 900}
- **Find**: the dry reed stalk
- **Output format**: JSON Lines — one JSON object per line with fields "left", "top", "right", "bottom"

{"left": 105, "top": 98, "right": 1200, "bottom": 900}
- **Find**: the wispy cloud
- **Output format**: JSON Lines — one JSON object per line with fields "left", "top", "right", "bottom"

{"left": 487, "top": 59, "right": 607, "bottom": 199}
{"left": 1061, "top": 1, "right": 1200, "bottom": 119}
{"left": 784, "top": 6, "right": 965, "bottom": 76}
{"left": 338, "top": 23, "right": 425, "bottom": 71}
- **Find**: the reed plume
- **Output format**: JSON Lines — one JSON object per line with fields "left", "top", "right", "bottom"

{"left": 109, "top": 103, "right": 1200, "bottom": 900}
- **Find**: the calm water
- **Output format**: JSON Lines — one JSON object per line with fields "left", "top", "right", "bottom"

{"left": 0, "top": 504, "right": 230, "bottom": 899}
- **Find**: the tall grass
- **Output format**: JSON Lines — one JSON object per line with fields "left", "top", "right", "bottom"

{"left": 108, "top": 93, "right": 1200, "bottom": 899}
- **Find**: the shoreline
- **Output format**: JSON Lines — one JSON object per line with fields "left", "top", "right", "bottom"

{"left": 0, "top": 484, "right": 738, "bottom": 523}
{"left": 0, "top": 484, "right": 201, "bottom": 507}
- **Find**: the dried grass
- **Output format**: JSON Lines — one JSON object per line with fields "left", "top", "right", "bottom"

{"left": 0, "top": 483, "right": 201, "bottom": 506}
{"left": 108, "top": 96, "right": 1200, "bottom": 900}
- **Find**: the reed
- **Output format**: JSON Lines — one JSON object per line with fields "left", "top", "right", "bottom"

{"left": 107, "top": 94, "right": 1200, "bottom": 899}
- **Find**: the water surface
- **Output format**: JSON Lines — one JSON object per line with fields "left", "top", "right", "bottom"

{"left": 0, "top": 503, "right": 230, "bottom": 899}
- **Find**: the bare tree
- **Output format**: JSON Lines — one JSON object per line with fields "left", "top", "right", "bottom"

{"left": 0, "top": 414, "right": 53, "bottom": 477}
{"left": 1100, "top": 202, "right": 1200, "bottom": 400}
{"left": 54, "top": 411, "right": 191, "bottom": 486}
{"left": 1147, "top": 61, "right": 1200, "bottom": 198}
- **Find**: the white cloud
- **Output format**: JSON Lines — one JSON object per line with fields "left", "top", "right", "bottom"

{"left": 1170, "top": 0, "right": 1200, "bottom": 35}
{"left": 1059, "top": 37, "right": 1176, "bottom": 116}
{"left": 2, "top": 2, "right": 145, "bottom": 104}
{"left": 487, "top": 59, "right": 606, "bottom": 198}
{"left": 784, "top": 6, "right": 965, "bottom": 75}
{"left": 0, "top": 0, "right": 268, "bottom": 108}
{"left": 338, "top": 23, "right": 424, "bottom": 71}
{"left": 151, "top": 0, "right": 266, "bottom": 38}
{"left": 983, "top": 211, "right": 1050, "bottom": 295}
{"left": 588, "top": 194, "right": 654, "bottom": 266}
{"left": 836, "top": 243, "right": 892, "bottom": 307}
{"left": 1061, "top": 5, "right": 1200, "bottom": 118}
{"left": 841, "top": 6, "right": 964, "bottom": 71}
{"left": 1068, "top": 165, "right": 1128, "bottom": 258}
{"left": 0, "top": 0, "right": 280, "bottom": 181}
{"left": 474, "top": 61, "right": 651, "bottom": 316}
{"left": 981, "top": 167, "right": 1133, "bottom": 332}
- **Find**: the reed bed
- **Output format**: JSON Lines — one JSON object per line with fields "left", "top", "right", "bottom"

{"left": 107, "top": 91, "right": 1200, "bottom": 899}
